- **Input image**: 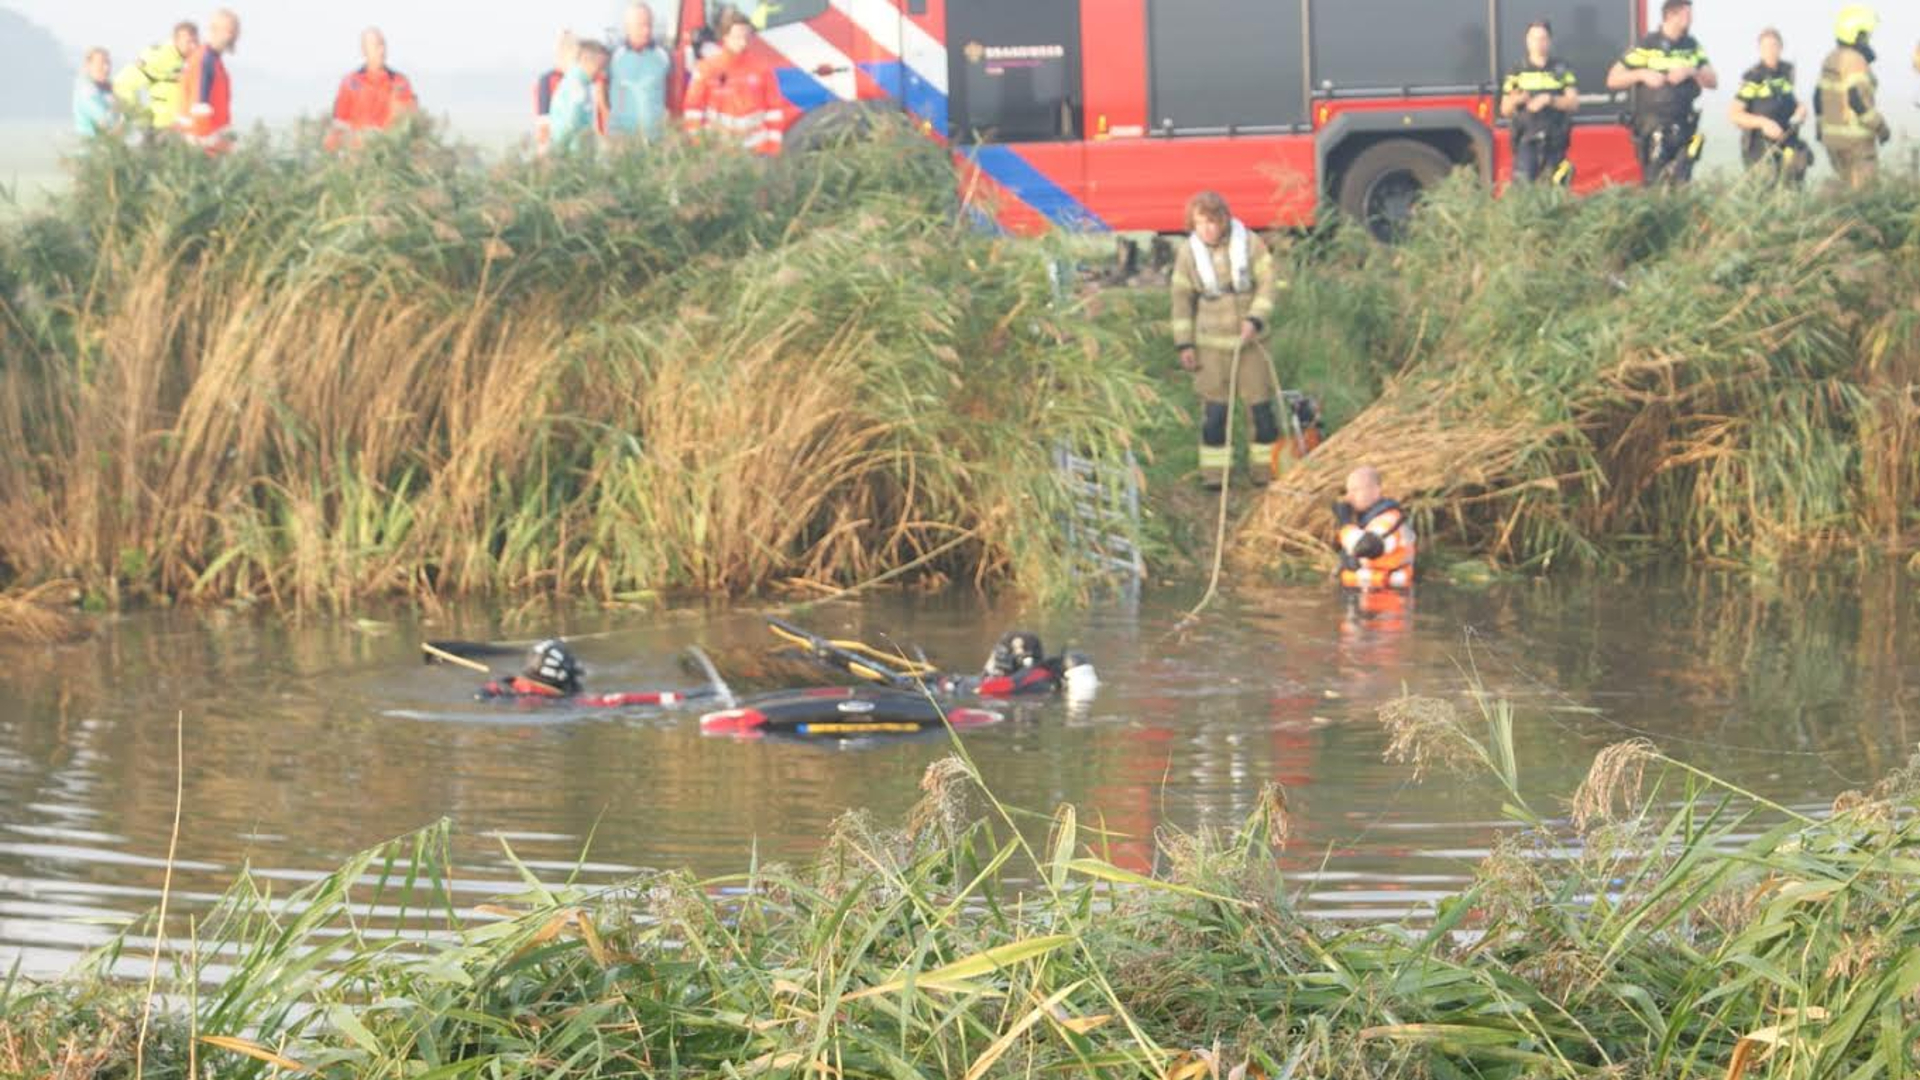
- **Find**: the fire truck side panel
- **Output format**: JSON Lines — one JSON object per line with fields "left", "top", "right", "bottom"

{"left": 1082, "top": 138, "right": 1317, "bottom": 233}
{"left": 681, "top": 0, "right": 1651, "bottom": 234}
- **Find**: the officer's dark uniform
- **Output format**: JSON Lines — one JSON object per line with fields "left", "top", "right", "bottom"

{"left": 1619, "top": 31, "right": 1711, "bottom": 184}
{"left": 1503, "top": 57, "right": 1578, "bottom": 184}
{"left": 1734, "top": 61, "right": 1809, "bottom": 183}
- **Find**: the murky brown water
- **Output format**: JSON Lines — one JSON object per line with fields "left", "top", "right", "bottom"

{"left": 3, "top": 573, "right": 1915, "bottom": 977}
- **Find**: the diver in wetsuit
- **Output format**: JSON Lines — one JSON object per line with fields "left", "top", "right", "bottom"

{"left": 476, "top": 639, "right": 703, "bottom": 708}
{"left": 930, "top": 631, "right": 1099, "bottom": 699}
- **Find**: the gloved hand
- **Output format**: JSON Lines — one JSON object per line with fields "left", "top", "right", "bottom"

{"left": 1333, "top": 500, "right": 1355, "bottom": 527}
{"left": 1351, "top": 532, "right": 1386, "bottom": 560}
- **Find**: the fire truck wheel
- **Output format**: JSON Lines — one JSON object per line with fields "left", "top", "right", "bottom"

{"left": 784, "top": 103, "right": 883, "bottom": 153}
{"left": 1335, "top": 138, "right": 1454, "bottom": 242}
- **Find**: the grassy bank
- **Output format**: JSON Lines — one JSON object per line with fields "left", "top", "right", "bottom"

{"left": 7, "top": 699, "right": 1919, "bottom": 1079}
{"left": 1238, "top": 177, "right": 1920, "bottom": 575}
{"left": 0, "top": 123, "right": 1161, "bottom": 610}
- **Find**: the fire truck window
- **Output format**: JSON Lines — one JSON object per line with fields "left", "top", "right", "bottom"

{"left": 947, "top": 0, "right": 1082, "bottom": 143}
{"left": 1149, "top": 0, "right": 1307, "bottom": 131}
{"left": 1312, "top": 0, "right": 1492, "bottom": 91}
{"left": 1497, "top": 0, "right": 1628, "bottom": 113}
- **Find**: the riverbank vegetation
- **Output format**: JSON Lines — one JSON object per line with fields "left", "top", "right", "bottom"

{"left": 7, "top": 698, "right": 1919, "bottom": 1079}
{"left": 1240, "top": 177, "right": 1920, "bottom": 575}
{"left": 0, "top": 124, "right": 1160, "bottom": 612}
{"left": 5, "top": 127, "right": 1916, "bottom": 614}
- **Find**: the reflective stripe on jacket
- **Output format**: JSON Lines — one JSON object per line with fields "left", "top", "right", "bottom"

{"left": 683, "top": 50, "right": 785, "bottom": 156}
{"left": 1817, "top": 45, "right": 1887, "bottom": 141}
{"left": 111, "top": 42, "right": 188, "bottom": 129}
{"left": 1171, "top": 225, "right": 1278, "bottom": 354}
{"left": 1620, "top": 32, "right": 1709, "bottom": 127}
{"left": 1503, "top": 58, "right": 1577, "bottom": 145}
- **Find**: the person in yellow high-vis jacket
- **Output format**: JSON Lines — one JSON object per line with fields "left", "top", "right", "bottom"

{"left": 1817, "top": 5, "right": 1892, "bottom": 189}
{"left": 111, "top": 21, "right": 198, "bottom": 131}
{"left": 1171, "top": 191, "right": 1282, "bottom": 490}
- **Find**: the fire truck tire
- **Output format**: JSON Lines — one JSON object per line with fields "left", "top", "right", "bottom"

{"left": 1334, "top": 138, "right": 1454, "bottom": 241}
{"left": 784, "top": 103, "right": 884, "bottom": 153}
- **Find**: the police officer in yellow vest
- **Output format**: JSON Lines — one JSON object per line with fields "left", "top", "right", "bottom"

{"left": 1501, "top": 20, "right": 1580, "bottom": 185}
{"left": 1171, "top": 191, "right": 1282, "bottom": 490}
{"left": 111, "top": 21, "right": 199, "bottom": 131}
{"left": 1730, "top": 28, "right": 1811, "bottom": 185}
{"left": 1607, "top": 0, "right": 1717, "bottom": 186}
{"left": 1817, "top": 6, "right": 1892, "bottom": 190}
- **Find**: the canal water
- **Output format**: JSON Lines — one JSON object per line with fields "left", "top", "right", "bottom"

{"left": 2, "top": 573, "right": 1915, "bottom": 978}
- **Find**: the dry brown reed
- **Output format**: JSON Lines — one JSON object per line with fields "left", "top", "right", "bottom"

{"left": 0, "top": 581, "right": 88, "bottom": 644}
{"left": 1569, "top": 738, "right": 1660, "bottom": 833}
{"left": 1377, "top": 695, "right": 1482, "bottom": 780}
{"left": 1237, "top": 179, "right": 1920, "bottom": 574}
{"left": 0, "top": 128, "right": 1156, "bottom": 607}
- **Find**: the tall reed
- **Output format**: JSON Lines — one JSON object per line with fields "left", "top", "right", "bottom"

{"left": 1238, "top": 177, "right": 1920, "bottom": 573}
{"left": 0, "top": 122, "right": 1160, "bottom": 609}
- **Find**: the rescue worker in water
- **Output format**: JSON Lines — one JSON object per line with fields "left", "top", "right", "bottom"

{"left": 1171, "top": 190, "right": 1283, "bottom": 490}
{"left": 476, "top": 639, "right": 705, "bottom": 708}
{"left": 1332, "top": 465, "right": 1416, "bottom": 590}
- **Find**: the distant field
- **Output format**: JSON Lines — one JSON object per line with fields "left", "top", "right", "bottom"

{"left": 0, "top": 121, "right": 71, "bottom": 212}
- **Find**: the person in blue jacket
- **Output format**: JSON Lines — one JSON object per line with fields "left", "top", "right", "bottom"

{"left": 608, "top": 2, "right": 670, "bottom": 143}
{"left": 549, "top": 40, "right": 610, "bottom": 154}
{"left": 74, "top": 48, "right": 121, "bottom": 137}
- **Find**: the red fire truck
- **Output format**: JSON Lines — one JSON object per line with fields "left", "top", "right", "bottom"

{"left": 662, "top": 0, "right": 1649, "bottom": 235}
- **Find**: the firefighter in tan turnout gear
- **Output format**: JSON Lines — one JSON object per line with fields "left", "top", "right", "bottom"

{"left": 1817, "top": 6, "right": 1892, "bottom": 189}
{"left": 1172, "top": 191, "right": 1282, "bottom": 490}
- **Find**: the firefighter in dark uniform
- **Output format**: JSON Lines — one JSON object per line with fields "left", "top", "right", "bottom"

{"left": 1730, "top": 28, "right": 1810, "bottom": 185}
{"left": 1817, "top": 6, "right": 1892, "bottom": 190}
{"left": 1501, "top": 20, "right": 1580, "bottom": 185}
{"left": 1171, "top": 191, "right": 1282, "bottom": 490}
{"left": 1607, "top": 0, "right": 1717, "bottom": 186}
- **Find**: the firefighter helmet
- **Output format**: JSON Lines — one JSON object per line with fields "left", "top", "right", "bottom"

{"left": 524, "top": 639, "right": 585, "bottom": 694}
{"left": 984, "top": 631, "right": 1044, "bottom": 677}
{"left": 1835, "top": 6, "right": 1877, "bottom": 47}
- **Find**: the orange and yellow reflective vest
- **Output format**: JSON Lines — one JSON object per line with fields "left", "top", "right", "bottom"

{"left": 1339, "top": 499, "right": 1416, "bottom": 590}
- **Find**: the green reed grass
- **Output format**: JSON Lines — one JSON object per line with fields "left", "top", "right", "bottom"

{"left": 7, "top": 695, "right": 1919, "bottom": 1079}
{"left": 0, "top": 121, "right": 1162, "bottom": 610}
{"left": 1240, "top": 175, "right": 1920, "bottom": 573}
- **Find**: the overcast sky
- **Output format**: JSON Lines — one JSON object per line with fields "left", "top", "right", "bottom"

{"left": 4, "top": 1, "right": 1917, "bottom": 147}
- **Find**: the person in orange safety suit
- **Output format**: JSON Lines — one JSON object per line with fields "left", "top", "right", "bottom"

{"left": 1333, "top": 465, "right": 1416, "bottom": 591}
{"left": 325, "top": 27, "right": 418, "bottom": 151}
{"left": 177, "top": 8, "right": 240, "bottom": 151}
{"left": 682, "top": 7, "right": 787, "bottom": 156}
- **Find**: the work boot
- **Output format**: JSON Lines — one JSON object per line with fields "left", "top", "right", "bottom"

{"left": 1248, "top": 442, "right": 1276, "bottom": 487}
{"left": 1198, "top": 443, "right": 1231, "bottom": 491}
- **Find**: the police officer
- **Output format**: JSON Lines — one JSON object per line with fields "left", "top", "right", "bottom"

{"left": 1817, "top": 6, "right": 1892, "bottom": 190}
{"left": 1730, "top": 28, "right": 1810, "bottom": 185}
{"left": 1501, "top": 20, "right": 1580, "bottom": 185}
{"left": 1607, "top": 0, "right": 1717, "bottom": 186}
{"left": 1171, "top": 191, "right": 1282, "bottom": 490}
